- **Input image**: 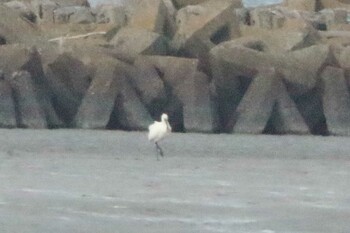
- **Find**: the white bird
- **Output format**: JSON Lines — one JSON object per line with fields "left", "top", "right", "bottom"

{"left": 148, "top": 113, "right": 172, "bottom": 160}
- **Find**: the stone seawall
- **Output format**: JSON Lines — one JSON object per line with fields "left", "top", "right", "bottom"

{"left": 1, "top": 0, "right": 350, "bottom": 135}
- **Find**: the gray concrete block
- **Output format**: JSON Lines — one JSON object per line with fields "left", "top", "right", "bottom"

{"left": 74, "top": 59, "right": 123, "bottom": 129}
{"left": 7, "top": 71, "right": 47, "bottom": 128}
{"left": 114, "top": 78, "right": 153, "bottom": 131}
{"left": 0, "top": 45, "right": 62, "bottom": 128}
{"left": 46, "top": 52, "right": 91, "bottom": 126}
{"left": 0, "top": 75, "right": 16, "bottom": 128}
{"left": 249, "top": 7, "right": 286, "bottom": 29}
{"left": 321, "top": 66, "right": 350, "bottom": 136}
{"left": 183, "top": 72, "right": 219, "bottom": 133}
{"left": 69, "top": 7, "right": 95, "bottom": 24}
{"left": 210, "top": 41, "right": 331, "bottom": 97}
{"left": 144, "top": 56, "right": 218, "bottom": 132}
{"left": 109, "top": 28, "right": 168, "bottom": 63}
{"left": 232, "top": 68, "right": 279, "bottom": 134}
{"left": 4, "top": 0, "right": 36, "bottom": 23}
{"left": 172, "top": 0, "right": 208, "bottom": 8}
{"left": 94, "top": 5, "right": 127, "bottom": 25}
{"left": 127, "top": 0, "right": 166, "bottom": 34}
{"left": 270, "top": 78, "right": 310, "bottom": 134}
{"left": 32, "top": 0, "right": 57, "bottom": 24}
{"left": 230, "top": 67, "right": 309, "bottom": 134}
{"left": 132, "top": 57, "right": 167, "bottom": 108}
{"left": 162, "top": 0, "right": 177, "bottom": 38}
{"left": 172, "top": 0, "right": 241, "bottom": 71}
{"left": 293, "top": 87, "right": 327, "bottom": 135}
{"left": 0, "top": 5, "right": 39, "bottom": 45}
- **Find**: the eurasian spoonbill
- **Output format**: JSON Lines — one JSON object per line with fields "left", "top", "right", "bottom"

{"left": 148, "top": 113, "right": 172, "bottom": 160}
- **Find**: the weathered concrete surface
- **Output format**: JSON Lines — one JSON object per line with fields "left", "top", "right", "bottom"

{"left": 0, "top": 5, "right": 40, "bottom": 45}
{"left": 171, "top": 0, "right": 208, "bottom": 8}
{"left": 172, "top": 0, "right": 241, "bottom": 71}
{"left": 6, "top": 71, "right": 47, "bottom": 128}
{"left": 74, "top": 59, "right": 123, "bottom": 129}
{"left": 131, "top": 57, "right": 167, "bottom": 109}
{"left": 321, "top": 66, "right": 350, "bottom": 136}
{"left": 239, "top": 26, "right": 321, "bottom": 52}
{"left": 318, "top": 0, "right": 350, "bottom": 10}
{"left": 0, "top": 129, "right": 349, "bottom": 233}
{"left": 231, "top": 68, "right": 279, "bottom": 134}
{"left": 142, "top": 55, "right": 199, "bottom": 131}
{"left": 283, "top": 0, "right": 317, "bottom": 11}
{"left": 46, "top": 52, "right": 92, "bottom": 126}
{"left": 114, "top": 78, "right": 153, "bottom": 131}
{"left": 127, "top": 0, "right": 166, "bottom": 34}
{"left": 0, "top": 44, "right": 62, "bottom": 128}
{"left": 183, "top": 72, "right": 219, "bottom": 133}
{"left": 210, "top": 41, "right": 331, "bottom": 97}
{"left": 231, "top": 68, "right": 309, "bottom": 134}
{"left": 0, "top": 78, "right": 16, "bottom": 128}
{"left": 109, "top": 28, "right": 168, "bottom": 63}
{"left": 270, "top": 79, "right": 310, "bottom": 135}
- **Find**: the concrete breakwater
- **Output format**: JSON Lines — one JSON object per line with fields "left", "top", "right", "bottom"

{"left": 1, "top": 0, "right": 350, "bottom": 135}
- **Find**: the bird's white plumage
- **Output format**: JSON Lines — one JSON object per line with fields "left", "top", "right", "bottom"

{"left": 148, "top": 113, "right": 172, "bottom": 142}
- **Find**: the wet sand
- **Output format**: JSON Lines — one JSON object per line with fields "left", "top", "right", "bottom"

{"left": 0, "top": 129, "right": 349, "bottom": 233}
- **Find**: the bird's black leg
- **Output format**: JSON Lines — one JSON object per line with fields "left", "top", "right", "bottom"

{"left": 154, "top": 143, "right": 159, "bottom": 161}
{"left": 155, "top": 142, "right": 164, "bottom": 160}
